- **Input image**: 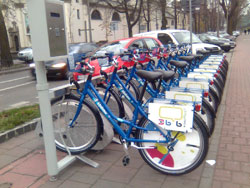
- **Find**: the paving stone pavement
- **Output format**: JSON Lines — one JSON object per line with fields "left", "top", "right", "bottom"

{"left": 0, "top": 35, "right": 249, "bottom": 188}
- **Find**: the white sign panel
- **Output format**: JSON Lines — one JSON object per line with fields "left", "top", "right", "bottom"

{"left": 188, "top": 72, "right": 214, "bottom": 80}
{"left": 194, "top": 68, "right": 217, "bottom": 73}
{"left": 165, "top": 91, "right": 202, "bottom": 104}
{"left": 199, "top": 64, "right": 219, "bottom": 69}
{"left": 179, "top": 80, "right": 209, "bottom": 90}
{"left": 148, "top": 103, "right": 194, "bottom": 132}
{"left": 203, "top": 61, "right": 221, "bottom": 65}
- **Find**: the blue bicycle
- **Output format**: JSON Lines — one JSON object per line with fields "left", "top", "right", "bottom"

{"left": 51, "top": 54, "right": 209, "bottom": 175}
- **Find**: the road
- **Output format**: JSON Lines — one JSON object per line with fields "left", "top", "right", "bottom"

{"left": 0, "top": 50, "right": 233, "bottom": 112}
{"left": 0, "top": 70, "right": 68, "bottom": 112}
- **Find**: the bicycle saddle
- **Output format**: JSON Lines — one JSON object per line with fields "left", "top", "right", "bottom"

{"left": 197, "top": 50, "right": 209, "bottom": 55}
{"left": 169, "top": 60, "right": 188, "bottom": 68}
{"left": 154, "top": 69, "right": 175, "bottom": 82}
{"left": 179, "top": 56, "right": 194, "bottom": 64}
{"left": 194, "top": 54, "right": 204, "bottom": 60}
{"left": 136, "top": 70, "right": 163, "bottom": 82}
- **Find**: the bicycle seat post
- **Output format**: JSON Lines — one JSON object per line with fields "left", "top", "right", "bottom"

{"left": 138, "top": 81, "right": 148, "bottom": 104}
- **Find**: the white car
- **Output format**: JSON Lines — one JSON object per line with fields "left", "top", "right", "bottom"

{"left": 17, "top": 47, "right": 33, "bottom": 63}
{"left": 133, "top": 29, "right": 221, "bottom": 54}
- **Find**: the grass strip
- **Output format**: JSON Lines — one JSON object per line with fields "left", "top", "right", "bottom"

{"left": 0, "top": 104, "right": 40, "bottom": 133}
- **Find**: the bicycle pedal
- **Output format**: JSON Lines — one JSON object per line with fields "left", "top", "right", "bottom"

{"left": 122, "top": 155, "right": 130, "bottom": 166}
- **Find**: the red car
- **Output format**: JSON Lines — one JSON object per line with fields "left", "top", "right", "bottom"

{"left": 73, "top": 36, "right": 163, "bottom": 80}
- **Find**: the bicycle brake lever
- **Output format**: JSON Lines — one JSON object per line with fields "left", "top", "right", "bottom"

{"left": 70, "top": 77, "right": 80, "bottom": 90}
{"left": 100, "top": 70, "right": 108, "bottom": 81}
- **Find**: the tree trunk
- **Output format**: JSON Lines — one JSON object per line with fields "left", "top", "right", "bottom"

{"left": 227, "top": 16, "right": 233, "bottom": 34}
{"left": 0, "top": 3, "right": 13, "bottom": 67}
{"left": 146, "top": 0, "right": 150, "bottom": 31}
{"left": 128, "top": 24, "right": 133, "bottom": 37}
{"left": 160, "top": 0, "right": 167, "bottom": 29}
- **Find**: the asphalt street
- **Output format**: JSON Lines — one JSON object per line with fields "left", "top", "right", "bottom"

{"left": 0, "top": 69, "right": 68, "bottom": 112}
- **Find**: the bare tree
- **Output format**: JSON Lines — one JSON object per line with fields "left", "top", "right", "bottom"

{"left": 142, "top": 0, "right": 157, "bottom": 31}
{"left": 159, "top": 0, "right": 168, "bottom": 29}
{"left": 0, "top": 2, "right": 13, "bottom": 67}
{"left": 103, "top": 0, "right": 143, "bottom": 37}
{"left": 98, "top": 8, "right": 113, "bottom": 41}
{"left": 219, "top": 0, "right": 249, "bottom": 34}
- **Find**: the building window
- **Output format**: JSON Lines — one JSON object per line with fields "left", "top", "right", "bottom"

{"left": 112, "top": 12, "right": 120, "bottom": 21}
{"left": 24, "top": 12, "right": 30, "bottom": 35}
{"left": 91, "top": 10, "right": 102, "bottom": 20}
{"left": 78, "top": 29, "right": 81, "bottom": 36}
{"left": 110, "top": 22, "right": 118, "bottom": 31}
{"left": 171, "top": 20, "right": 174, "bottom": 26}
{"left": 77, "top": 9, "right": 80, "bottom": 19}
{"left": 76, "top": 0, "right": 79, "bottom": 2}
{"left": 139, "top": 25, "right": 146, "bottom": 31}
{"left": 166, "top": 19, "right": 168, "bottom": 25}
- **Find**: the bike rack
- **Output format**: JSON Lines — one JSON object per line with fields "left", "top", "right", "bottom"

{"left": 35, "top": 68, "right": 128, "bottom": 180}
{"left": 26, "top": 0, "right": 104, "bottom": 181}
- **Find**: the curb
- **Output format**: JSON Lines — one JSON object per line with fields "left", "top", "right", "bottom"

{"left": 0, "top": 118, "right": 40, "bottom": 144}
{"left": 0, "top": 67, "right": 31, "bottom": 76}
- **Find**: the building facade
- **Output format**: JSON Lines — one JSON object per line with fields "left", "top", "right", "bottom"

{"left": 1, "top": 0, "right": 189, "bottom": 51}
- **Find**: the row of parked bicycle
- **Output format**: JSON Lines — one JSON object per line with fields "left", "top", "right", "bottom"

{"left": 50, "top": 44, "right": 228, "bottom": 175}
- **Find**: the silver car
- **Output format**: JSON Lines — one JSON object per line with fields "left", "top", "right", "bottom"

{"left": 17, "top": 47, "right": 33, "bottom": 63}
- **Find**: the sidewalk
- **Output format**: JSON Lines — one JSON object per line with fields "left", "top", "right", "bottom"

{"left": 0, "top": 35, "right": 249, "bottom": 188}
{"left": 0, "top": 60, "right": 30, "bottom": 76}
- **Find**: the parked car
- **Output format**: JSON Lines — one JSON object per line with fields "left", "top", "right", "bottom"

{"left": 17, "top": 47, "right": 33, "bottom": 63}
{"left": 219, "top": 32, "right": 236, "bottom": 41}
{"left": 73, "top": 36, "right": 163, "bottom": 81}
{"left": 30, "top": 43, "right": 98, "bottom": 79}
{"left": 233, "top": 31, "right": 240, "bottom": 37}
{"left": 209, "top": 31, "right": 236, "bottom": 41}
{"left": 133, "top": 29, "right": 221, "bottom": 54}
{"left": 197, "top": 33, "right": 234, "bottom": 52}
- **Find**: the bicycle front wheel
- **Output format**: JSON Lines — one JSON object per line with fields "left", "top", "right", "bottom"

{"left": 136, "top": 113, "right": 208, "bottom": 175}
{"left": 51, "top": 94, "right": 103, "bottom": 155}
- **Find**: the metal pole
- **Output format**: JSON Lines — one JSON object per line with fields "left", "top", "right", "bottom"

{"left": 35, "top": 61, "right": 58, "bottom": 179}
{"left": 216, "top": 0, "right": 219, "bottom": 37}
{"left": 189, "top": 0, "right": 192, "bottom": 53}
{"left": 87, "top": 0, "right": 92, "bottom": 42}
{"left": 84, "top": 21, "right": 88, "bottom": 43}
{"left": 174, "top": 0, "right": 177, "bottom": 29}
{"left": 227, "top": 6, "right": 229, "bottom": 33}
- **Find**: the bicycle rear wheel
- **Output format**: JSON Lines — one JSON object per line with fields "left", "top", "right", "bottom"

{"left": 200, "top": 99, "right": 216, "bottom": 136}
{"left": 51, "top": 94, "right": 103, "bottom": 155}
{"left": 96, "top": 84, "right": 125, "bottom": 120}
{"left": 136, "top": 113, "right": 208, "bottom": 175}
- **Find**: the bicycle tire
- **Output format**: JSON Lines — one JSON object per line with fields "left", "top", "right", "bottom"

{"left": 119, "top": 76, "right": 141, "bottom": 119}
{"left": 215, "top": 74, "right": 225, "bottom": 89}
{"left": 214, "top": 80, "right": 223, "bottom": 97}
{"left": 200, "top": 99, "right": 216, "bottom": 136}
{"left": 207, "top": 87, "right": 219, "bottom": 113}
{"left": 218, "top": 68, "right": 227, "bottom": 81}
{"left": 209, "top": 85, "right": 220, "bottom": 104}
{"left": 96, "top": 84, "right": 125, "bottom": 120}
{"left": 51, "top": 94, "right": 103, "bottom": 154}
{"left": 120, "top": 76, "right": 140, "bottom": 101}
{"left": 136, "top": 113, "right": 209, "bottom": 175}
{"left": 223, "top": 59, "right": 229, "bottom": 70}
{"left": 212, "top": 81, "right": 222, "bottom": 102}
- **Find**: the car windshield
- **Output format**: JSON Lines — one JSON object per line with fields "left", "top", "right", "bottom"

{"left": 172, "top": 32, "right": 202, "bottom": 44}
{"left": 20, "top": 48, "right": 32, "bottom": 52}
{"left": 95, "top": 39, "right": 130, "bottom": 55}
{"left": 68, "top": 44, "right": 80, "bottom": 53}
{"left": 207, "top": 35, "right": 219, "bottom": 41}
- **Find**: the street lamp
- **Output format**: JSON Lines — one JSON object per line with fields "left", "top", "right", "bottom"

{"left": 189, "top": 0, "right": 192, "bottom": 53}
